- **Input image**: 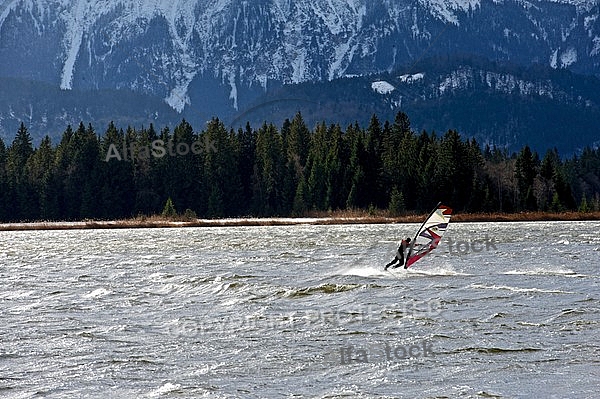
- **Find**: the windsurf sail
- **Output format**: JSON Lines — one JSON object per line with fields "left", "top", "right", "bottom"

{"left": 404, "top": 202, "right": 452, "bottom": 268}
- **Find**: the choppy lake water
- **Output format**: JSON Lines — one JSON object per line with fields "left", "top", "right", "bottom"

{"left": 1, "top": 221, "right": 599, "bottom": 398}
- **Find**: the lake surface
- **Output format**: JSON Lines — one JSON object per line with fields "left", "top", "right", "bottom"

{"left": 1, "top": 221, "right": 599, "bottom": 398}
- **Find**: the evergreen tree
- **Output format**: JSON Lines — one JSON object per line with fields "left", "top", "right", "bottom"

{"left": 167, "top": 119, "right": 203, "bottom": 214}
{"left": 0, "top": 138, "right": 7, "bottom": 221}
{"left": 515, "top": 145, "right": 538, "bottom": 211}
{"left": 363, "top": 114, "right": 385, "bottom": 208}
{"left": 253, "top": 123, "right": 284, "bottom": 215}
{"left": 203, "top": 118, "right": 242, "bottom": 217}
{"left": 292, "top": 175, "right": 309, "bottom": 215}
{"left": 78, "top": 123, "right": 102, "bottom": 218}
{"left": 6, "top": 122, "right": 34, "bottom": 180}
{"left": 132, "top": 124, "right": 162, "bottom": 216}
{"left": 283, "top": 112, "right": 311, "bottom": 213}
{"left": 538, "top": 148, "right": 560, "bottom": 210}
{"left": 388, "top": 186, "right": 405, "bottom": 216}
{"left": 396, "top": 116, "right": 419, "bottom": 209}
{"left": 344, "top": 123, "right": 366, "bottom": 209}
{"left": 552, "top": 167, "right": 576, "bottom": 211}
{"left": 162, "top": 197, "right": 177, "bottom": 218}
{"left": 100, "top": 122, "right": 135, "bottom": 219}
{"left": 415, "top": 131, "right": 439, "bottom": 210}
{"left": 237, "top": 122, "right": 256, "bottom": 214}
{"left": 286, "top": 112, "right": 311, "bottom": 169}
{"left": 306, "top": 122, "right": 329, "bottom": 210}
{"left": 324, "top": 124, "right": 345, "bottom": 210}
{"left": 26, "top": 136, "right": 58, "bottom": 220}
{"left": 465, "top": 138, "right": 486, "bottom": 212}
{"left": 6, "top": 122, "right": 35, "bottom": 220}
{"left": 435, "top": 130, "right": 475, "bottom": 209}
{"left": 578, "top": 194, "right": 589, "bottom": 213}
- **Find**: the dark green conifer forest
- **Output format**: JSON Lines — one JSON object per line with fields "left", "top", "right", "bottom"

{"left": 1, "top": 112, "right": 599, "bottom": 222}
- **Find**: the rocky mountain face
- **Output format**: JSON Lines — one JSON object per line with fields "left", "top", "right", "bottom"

{"left": 0, "top": 0, "right": 599, "bottom": 151}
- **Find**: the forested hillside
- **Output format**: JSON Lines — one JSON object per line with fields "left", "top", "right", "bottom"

{"left": 1, "top": 112, "right": 598, "bottom": 222}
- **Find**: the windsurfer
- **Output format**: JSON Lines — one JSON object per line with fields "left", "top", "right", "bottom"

{"left": 384, "top": 237, "right": 411, "bottom": 270}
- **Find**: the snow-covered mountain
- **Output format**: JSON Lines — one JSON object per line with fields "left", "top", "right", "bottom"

{"left": 0, "top": 0, "right": 599, "bottom": 148}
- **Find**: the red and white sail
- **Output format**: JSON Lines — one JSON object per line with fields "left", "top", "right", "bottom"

{"left": 405, "top": 203, "right": 452, "bottom": 268}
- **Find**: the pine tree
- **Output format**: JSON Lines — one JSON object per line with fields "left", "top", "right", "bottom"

{"left": 167, "top": 119, "right": 203, "bottom": 214}
{"left": 416, "top": 131, "right": 438, "bottom": 210}
{"left": 237, "top": 122, "right": 256, "bottom": 214}
{"left": 306, "top": 122, "right": 329, "bottom": 210}
{"left": 550, "top": 192, "right": 563, "bottom": 212}
{"left": 132, "top": 124, "right": 162, "bottom": 216}
{"left": 344, "top": 123, "right": 365, "bottom": 209}
{"left": 283, "top": 112, "right": 311, "bottom": 213}
{"left": 6, "top": 122, "right": 35, "bottom": 220}
{"left": 363, "top": 114, "right": 384, "bottom": 208}
{"left": 515, "top": 145, "right": 538, "bottom": 211}
{"left": 203, "top": 118, "right": 242, "bottom": 217}
{"left": 388, "top": 186, "right": 405, "bottom": 216}
{"left": 79, "top": 123, "right": 102, "bottom": 218}
{"left": 324, "top": 124, "right": 344, "bottom": 209}
{"left": 26, "top": 136, "right": 58, "bottom": 220}
{"left": 6, "top": 122, "right": 34, "bottom": 181}
{"left": 0, "top": 138, "right": 7, "bottom": 221}
{"left": 578, "top": 194, "right": 589, "bottom": 213}
{"left": 99, "top": 122, "right": 135, "bottom": 219}
{"left": 162, "top": 197, "right": 177, "bottom": 218}
{"left": 292, "top": 175, "right": 309, "bottom": 215}
{"left": 253, "top": 123, "right": 284, "bottom": 215}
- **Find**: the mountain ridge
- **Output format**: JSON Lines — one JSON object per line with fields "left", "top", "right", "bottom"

{"left": 1, "top": 0, "right": 599, "bottom": 113}
{"left": 1, "top": 0, "right": 599, "bottom": 153}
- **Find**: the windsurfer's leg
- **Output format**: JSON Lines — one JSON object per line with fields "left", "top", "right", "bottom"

{"left": 393, "top": 255, "right": 403, "bottom": 269}
{"left": 384, "top": 258, "right": 397, "bottom": 270}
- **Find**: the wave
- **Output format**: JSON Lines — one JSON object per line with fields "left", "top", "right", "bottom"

{"left": 148, "top": 383, "right": 182, "bottom": 397}
{"left": 517, "top": 321, "right": 544, "bottom": 327}
{"left": 83, "top": 288, "right": 111, "bottom": 298}
{"left": 469, "top": 283, "right": 573, "bottom": 294}
{"left": 548, "top": 308, "right": 599, "bottom": 322}
{"left": 408, "top": 267, "right": 473, "bottom": 277}
{"left": 282, "top": 283, "right": 365, "bottom": 298}
{"left": 338, "top": 265, "right": 471, "bottom": 278}
{"left": 455, "top": 346, "right": 543, "bottom": 354}
{"left": 503, "top": 267, "right": 583, "bottom": 277}
{"left": 339, "top": 266, "right": 390, "bottom": 278}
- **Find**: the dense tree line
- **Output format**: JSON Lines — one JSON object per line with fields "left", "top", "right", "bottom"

{"left": 0, "top": 112, "right": 599, "bottom": 222}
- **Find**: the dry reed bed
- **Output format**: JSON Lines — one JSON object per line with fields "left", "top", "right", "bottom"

{"left": 1, "top": 211, "right": 599, "bottom": 231}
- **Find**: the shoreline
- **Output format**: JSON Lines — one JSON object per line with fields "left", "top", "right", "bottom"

{"left": 1, "top": 211, "right": 599, "bottom": 231}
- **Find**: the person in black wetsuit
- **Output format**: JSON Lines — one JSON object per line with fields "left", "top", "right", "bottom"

{"left": 384, "top": 237, "right": 411, "bottom": 270}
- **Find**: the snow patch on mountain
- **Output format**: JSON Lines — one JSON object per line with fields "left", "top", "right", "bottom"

{"left": 559, "top": 47, "right": 578, "bottom": 67}
{"left": 430, "top": 66, "right": 583, "bottom": 105}
{"left": 439, "top": 68, "right": 472, "bottom": 94}
{"left": 372, "top": 81, "right": 395, "bottom": 94}
{"left": 399, "top": 73, "right": 425, "bottom": 83}
{"left": 419, "top": 0, "right": 480, "bottom": 25}
{"left": 591, "top": 37, "right": 600, "bottom": 56}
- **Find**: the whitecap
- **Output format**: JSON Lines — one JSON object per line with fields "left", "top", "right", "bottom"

{"left": 83, "top": 288, "right": 111, "bottom": 298}
{"left": 339, "top": 266, "right": 389, "bottom": 278}
{"left": 470, "top": 283, "right": 572, "bottom": 294}
{"left": 148, "top": 382, "right": 181, "bottom": 397}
